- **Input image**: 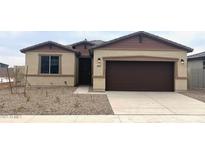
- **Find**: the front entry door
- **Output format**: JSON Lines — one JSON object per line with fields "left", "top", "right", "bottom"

{"left": 79, "top": 58, "right": 91, "bottom": 85}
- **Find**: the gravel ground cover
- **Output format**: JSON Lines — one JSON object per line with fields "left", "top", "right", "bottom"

{"left": 179, "top": 90, "right": 205, "bottom": 103}
{"left": 0, "top": 87, "right": 114, "bottom": 115}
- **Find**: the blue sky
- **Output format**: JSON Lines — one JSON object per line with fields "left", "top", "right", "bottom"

{"left": 0, "top": 31, "right": 204, "bottom": 66}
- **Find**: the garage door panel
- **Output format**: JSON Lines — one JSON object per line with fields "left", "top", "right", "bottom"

{"left": 106, "top": 61, "right": 174, "bottom": 91}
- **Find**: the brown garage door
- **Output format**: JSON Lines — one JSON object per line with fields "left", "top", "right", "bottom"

{"left": 106, "top": 61, "right": 174, "bottom": 91}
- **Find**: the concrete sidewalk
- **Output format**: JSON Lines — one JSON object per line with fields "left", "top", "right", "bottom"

{"left": 1, "top": 115, "right": 205, "bottom": 123}
{"left": 74, "top": 86, "right": 105, "bottom": 94}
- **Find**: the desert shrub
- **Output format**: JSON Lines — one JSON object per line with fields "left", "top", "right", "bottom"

{"left": 13, "top": 106, "right": 27, "bottom": 113}
{"left": 0, "top": 103, "right": 5, "bottom": 109}
{"left": 26, "top": 95, "right": 30, "bottom": 102}
{"left": 74, "top": 102, "right": 81, "bottom": 108}
{"left": 54, "top": 96, "right": 60, "bottom": 103}
{"left": 36, "top": 103, "right": 44, "bottom": 108}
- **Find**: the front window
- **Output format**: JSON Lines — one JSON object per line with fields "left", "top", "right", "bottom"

{"left": 40, "top": 55, "right": 60, "bottom": 74}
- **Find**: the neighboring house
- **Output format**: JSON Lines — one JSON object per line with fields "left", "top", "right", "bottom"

{"left": 20, "top": 31, "right": 193, "bottom": 91}
{"left": 0, "top": 67, "right": 14, "bottom": 83}
{"left": 188, "top": 52, "right": 205, "bottom": 89}
{"left": 0, "top": 62, "right": 8, "bottom": 68}
{"left": 0, "top": 63, "right": 9, "bottom": 78}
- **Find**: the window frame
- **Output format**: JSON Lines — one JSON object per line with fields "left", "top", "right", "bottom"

{"left": 39, "top": 55, "right": 61, "bottom": 75}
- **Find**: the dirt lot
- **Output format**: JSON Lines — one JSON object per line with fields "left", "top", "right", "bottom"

{"left": 179, "top": 90, "right": 205, "bottom": 103}
{"left": 0, "top": 82, "right": 14, "bottom": 90}
{"left": 0, "top": 87, "right": 114, "bottom": 115}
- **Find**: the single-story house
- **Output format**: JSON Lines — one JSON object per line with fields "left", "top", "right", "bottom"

{"left": 0, "top": 62, "right": 8, "bottom": 68}
{"left": 188, "top": 52, "right": 205, "bottom": 89}
{"left": 0, "top": 62, "right": 12, "bottom": 78}
{"left": 20, "top": 31, "right": 193, "bottom": 91}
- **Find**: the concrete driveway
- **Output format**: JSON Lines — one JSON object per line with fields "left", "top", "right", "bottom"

{"left": 106, "top": 91, "right": 205, "bottom": 115}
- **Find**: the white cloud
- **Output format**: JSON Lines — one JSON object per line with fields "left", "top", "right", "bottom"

{"left": 56, "top": 40, "right": 69, "bottom": 45}
{"left": 0, "top": 31, "right": 27, "bottom": 39}
{"left": 72, "top": 31, "right": 132, "bottom": 41}
{"left": 0, "top": 46, "right": 18, "bottom": 56}
{"left": 0, "top": 31, "right": 205, "bottom": 66}
{"left": 154, "top": 31, "right": 195, "bottom": 45}
{"left": 0, "top": 56, "right": 24, "bottom": 67}
{"left": 153, "top": 31, "right": 205, "bottom": 55}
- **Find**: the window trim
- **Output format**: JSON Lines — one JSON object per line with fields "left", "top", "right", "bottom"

{"left": 39, "top": 54, "right": 62, "bottom": 75}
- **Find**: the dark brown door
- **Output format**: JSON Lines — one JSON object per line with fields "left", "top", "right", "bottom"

{"left": 106, "top": 61, "right": 174, "bottom": 91}
{"left": 79, "top": 58, "right": 91, "bottom": 85}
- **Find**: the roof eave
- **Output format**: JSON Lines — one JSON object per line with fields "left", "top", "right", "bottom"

{"left": 20, "top": 41, "right": 77, "bottom": 54}
{"left": 70, "top": 40, "right": 95, "bottom": 47}
{"left": 91, "top": 31, "right": 193, "bottom": 53}
{"left": 187, "top": 48, "right": 194, "bottom": 53}
{"left": 188, "top": 56, "right": 205, "bottom": 60}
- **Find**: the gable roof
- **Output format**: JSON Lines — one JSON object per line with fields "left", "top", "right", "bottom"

{"left": 68, "top": 39, "right": 104, "bottom": 47}
{"left": 20, "top": 41, "right": 77, "bottom": 53}
{"left": 91, "top": 31, "right": 193, "bottom": 52}
{"left": 89, "top": 40, "right": 105, "bottom": 45}
{"left": 69, "top": 39, "right": 95, "bottom": 47}
{"left": 188, "top": 51, "right": 205, "bottom": 60}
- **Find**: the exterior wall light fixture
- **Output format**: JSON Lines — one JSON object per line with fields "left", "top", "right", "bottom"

{"left": 97, "top": 58, "right": 101, "bottom": 67}
{"left": 180, "top": 59, "right": 185, "bottom": 64}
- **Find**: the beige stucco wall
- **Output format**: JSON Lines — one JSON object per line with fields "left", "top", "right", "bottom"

{"left": 93, "top": 49, "right": 188, "bottom": 91}
{"left": 26, "top": 76, "right": 75, "bottom": 86}
{"left": 25, "top": 50, "right": 76, "bottom": 86}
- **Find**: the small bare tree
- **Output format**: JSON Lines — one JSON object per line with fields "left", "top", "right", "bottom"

{"left": 23, "top": 66, "right": 28, "bottom": 97}
{"left": 6, "top": 67, "right": 13, "bottom": 94}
